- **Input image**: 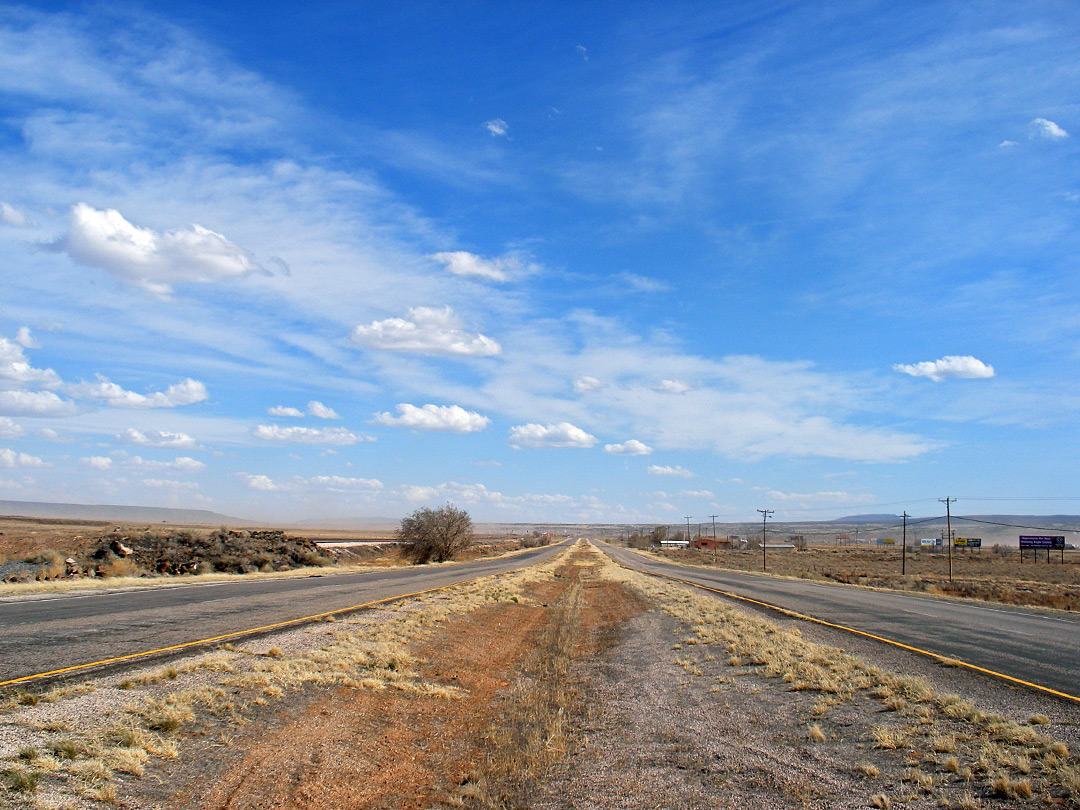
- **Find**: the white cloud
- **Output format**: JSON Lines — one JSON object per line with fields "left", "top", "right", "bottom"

{"left": 575, "top": 44, "right": 588, "bottom": 61}
{"left": 998, "top": 140, "right": 1019, "bottom": 148}
{"left": 268, "top": 405, "right": 304, "bottom": 417}
{"left": 766, "top": 490, "right": 877, "bottom": 506}
{"left": 253, "top": 424, "right": 366, "bottom": 445}
{"left": 0, "top": 202, "right": 27, "bottom": 226}
{"left": 118, "top": 428, "right": 198, "bottom": 449}
{"left": 0, "top": 449, "right": 45, "bottom": 467}
{"left": 0, "top": 417, "right": 23, "bottom": 438}
{"left": 66, "top": 375, "right": 208, "bottom": 408}
{"left": 142, "top": 478, "right": 199, "bottom": 490}
{"left": 648, "top": 464, "right": 693, "bottom": 478}
{"left": 428, "top": 251, "right": 522, "bottom": 283}
{"left": 0, "top": 390, "right": 77, "bottom": 417}
{"left": 652, "top": 379, "right": 691, "bottom": 394}
{"left": 573, "top": 376, "right": 602, "bottom": 393}
{"left": 619, "top": 273, "right": 669, "bottom": 293}
{"left": 0, "top": 337, "right": 63, "bottom": 388}
{"left": 36, "top": 428, "right": 66, "bottom": 442}
{"left": 679, "top": 490, "right": 714, "bottom": 499}
{"left": 374, "top": 403, "right": 490, "bottom": 433}
{"left": 893, "top": 355, "right": 995, "bottom": 382}
{"left": 350, "top": 306, "right": 501, "bottom": 357}
{"left": 241, "top": 473, "right": 278, "bottom": 491}
{"left": 305, "top": 475, "right": 383, "bottom": 491}
{"left": 59, "top": 203, "right": 262, "bottom": 298}
{"left": 79, "top": 455, "right": 112, "bottom": 470}
{"left": 508, "top": 422, "right": 597, "bottom": 449}
{"left": 604, "top": 439, "right": 653, "bottom": 456}
{"left": 306, "top": 400, "right": 339, "bottom": 419}
{"left": 14, "top": 328, "right": 39, "bottom": 349}
{"left": 1030, "top": 118, "right": 1068, "bottom": 140}
{"left": 485, "top": 118, "right": 508, "bottom": 137}
{"left": 127, "top": 455, "right": 205, "bottom": 472}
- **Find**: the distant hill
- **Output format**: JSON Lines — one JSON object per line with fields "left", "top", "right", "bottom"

{"left": 831, "top": 514, "right": 902, "bottom": 524}
{"left": 0, "top": 500, "right": 247, "bottom": 526}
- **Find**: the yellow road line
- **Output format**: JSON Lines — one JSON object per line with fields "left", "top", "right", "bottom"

{"left": 1, "top": 546, "right": 568, "bottom": 689}
{"left": 607, "top": 551, "right": 1080, "bottom": 705}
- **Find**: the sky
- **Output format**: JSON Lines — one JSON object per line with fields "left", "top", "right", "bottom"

{"left": 1, "top": 1, "right": 1079, "bottom": 525}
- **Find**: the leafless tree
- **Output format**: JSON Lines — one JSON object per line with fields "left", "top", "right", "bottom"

{"left": 398, "top": 503, "right": 474, "bottom": 563}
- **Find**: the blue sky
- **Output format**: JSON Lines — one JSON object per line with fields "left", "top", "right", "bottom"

{"left": 1, "top": 1, "right": 1079, "bottom": 524}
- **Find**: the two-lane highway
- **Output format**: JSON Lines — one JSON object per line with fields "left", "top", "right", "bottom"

{"left": 602, "top": 544, "right": 1080, "bottom": 700}
{"left": 1, "top": 542, "right": 567, "bottom": 685}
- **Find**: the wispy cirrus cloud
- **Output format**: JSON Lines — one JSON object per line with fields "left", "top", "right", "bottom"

{"left": 428, "top": 251, "right": 531, "bottom": 283}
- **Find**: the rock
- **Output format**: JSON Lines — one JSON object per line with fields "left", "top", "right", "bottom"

{"left": 65, "top": 557, "right": 82, "bottom": 577}
{"left": 111, "top": 539, "right": 134, "bottom": 557}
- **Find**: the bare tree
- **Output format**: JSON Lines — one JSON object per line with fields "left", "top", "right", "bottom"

{"left": 398, "top": 503, "right": 474, "bottom": 563}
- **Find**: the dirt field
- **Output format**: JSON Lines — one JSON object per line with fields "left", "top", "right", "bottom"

{"left": 2, "top": 542, "right": 1078, "bottom": 808}
{"left": 651, "top": 545, "right": 1080, "bottom": 611}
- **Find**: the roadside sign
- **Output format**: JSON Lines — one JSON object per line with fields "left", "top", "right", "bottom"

{"left": 882, "top": 538, "right": 896, "bottom": 545}
{"left": 1019, "top": 536, "right": 1065, "bottom": 549}
{"left": 919, "top": 539, "right": 935, "bottom": 547}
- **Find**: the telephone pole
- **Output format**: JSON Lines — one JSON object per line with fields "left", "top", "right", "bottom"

{"left": 710, "top": 514, "right": 718, "bottom": 564}
{"left": 684, "top": 516, "right": 692, "bottom": 546}
{"left": 939, "top": 497, "right": 956, "bottom": 582}
{"left": 758, "top": 509, "right": 773, "bottom": 572}
{"left": 901, "top": 511, "right": 908, "bottom": 576}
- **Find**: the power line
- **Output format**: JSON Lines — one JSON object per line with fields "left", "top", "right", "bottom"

{"left": 952, "top": 515, "right": 1080, "bottom": 534}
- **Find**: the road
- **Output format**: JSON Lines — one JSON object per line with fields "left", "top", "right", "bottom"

{"left": 602, "top": 544, "right": 1080, "bottom": 699}
{"left": 0, "top": 543, "right": 567, "bottom": 685}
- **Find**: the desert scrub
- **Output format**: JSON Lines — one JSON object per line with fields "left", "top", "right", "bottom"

{"left": 598, "top": 546, "right": 1080, "bottom": 805}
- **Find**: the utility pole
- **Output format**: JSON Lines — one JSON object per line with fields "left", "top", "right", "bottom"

{"left": 939, "top": 497, "right": 956, "bottom": 582}
{"left": 758, "top": 509, "right": 774, "bottom": 572}
{"left": 901, "top": 511, "right": 908, "bottom": 576}
{"left": 708, "top": 514, "right": 717, "bottom": 565}
{"left": 684, "top": 516, "right": 692, "bottom": 547}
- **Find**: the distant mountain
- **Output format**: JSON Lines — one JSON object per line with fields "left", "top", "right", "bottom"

{"left": 830, "top": 514, "right": 903, "bottom": 524}
{"left": 0, "top": 500, "right": 248, "bottom": 526}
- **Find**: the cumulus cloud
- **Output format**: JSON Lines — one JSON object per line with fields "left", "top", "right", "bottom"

{"left": 66, "top": 375, "right": 208, "bottom": 408}
{"left": 117, "top": 427, "right": 198, "bottom": 448}
{"left": 0, "top": 417, "right": 23, "bottom": 438}
{"left": 306, "top": 400, "right": 339, "bottom": 419}
{"left": 0, "top": 449, "right": 45, "bottom": 467}
{"left": 1030, "top": 118, "right": 1068, "bottom": 140}
{"left": 509, "top": 422, "right": 597, "bottom": 449}
{"left": 485, "top": 118, "right": 508, "bottom": 137}
{"left": 350, "top": 306, "right": 501, "bottom": 357}
{"left": 603, "top": 439, "right": 653, "bottom": 456}
{"left": 0, "top": 202, "right": 27, "bottom": 227}
{"left": 79, "top": 455, "right": 113, "bottom": 470}
{"left": 240, "top": 473, "right": 278, "bottom": 491}
{"left": 14, "top": 328, "right": 39, "bottom": 349}
{"left": 428, "top": 251, "right": 536, "bottom": 283}
{"left": 306, "top": 475, "right": 383, "bottom": 491}
{"left": 573, "top": 376, "right": 602, "bottom": 393}
{"left": 652, "top": 379, "right": 691, "bottom": 394}
{"left": 59, "top": 203, "right": 262, "bottom": 298}
{"left": 253, "top": 424, "right": 365, "bottom": 445}
{"left": 999, "top": 140, "right": 1019, "bottom": 148}
{"left": 268, "top": 405, "right": 304, "bottom": 417}
{"left": 127, "top": 455, "right": 205, "bottom": 471}
{"left": 0, "top": 337, "right": 63, "bottom": 388}
{"left": 648, "top": 464, "right": 693, "bottom": 478}
{"left": 373, "top": 403, "right": 490, "bottom": 433}
{"left": 0, "top": 390, "right": 77, "bottom": 417}
{"left": 893, "top": 355, "right": 995, "bottom": 382}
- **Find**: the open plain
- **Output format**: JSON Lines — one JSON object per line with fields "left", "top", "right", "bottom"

{"left": 2, "top": 541, "right": 1080, "bottom": 809}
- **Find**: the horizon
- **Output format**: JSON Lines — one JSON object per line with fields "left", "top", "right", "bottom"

{"left": 3, "top": 3, "right": 1080, "bottom": 523}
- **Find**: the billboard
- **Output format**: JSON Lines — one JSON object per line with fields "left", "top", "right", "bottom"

{"left": 919, "top": 539, "right": 936, "bottom": 547}
{"left": 954, "top": 538, "right": 981, "bottom": 548}
{"left": 1019, "top": 536, "right": 1065, "bottom": 549}
{"left": 882, "top": 538, "right": 896, "bottom": 545}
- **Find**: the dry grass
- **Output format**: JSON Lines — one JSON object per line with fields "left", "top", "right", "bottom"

{"left": 0, "top": 543, "right": 574, "bottom": 808}
{"left": 601, "top": 548, "right": 1080, "bottom": 806}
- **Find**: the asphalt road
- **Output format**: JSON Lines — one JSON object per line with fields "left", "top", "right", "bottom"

{"left": 0, "top": 543, "right": 568, "bottom": 685}
{"left": 602, "top": 544, "right": 1080, "bottom": 699}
